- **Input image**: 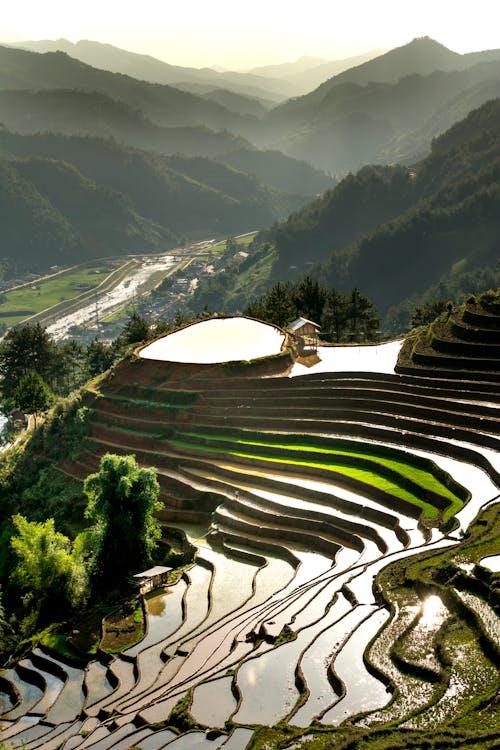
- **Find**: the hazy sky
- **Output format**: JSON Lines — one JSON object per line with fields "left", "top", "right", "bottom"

{"left": 2, "top": 0, "right": 500, "bottom": 69}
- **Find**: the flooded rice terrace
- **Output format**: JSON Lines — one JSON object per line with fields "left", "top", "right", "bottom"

{"left": 140, "top": 317, "right": 285, "bottom": 363}
{"left": 1, "top": 323, "right": 499, "bottom": 748}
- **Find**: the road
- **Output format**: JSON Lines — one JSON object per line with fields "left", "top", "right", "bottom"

{"left": 46, "top": 254, "right": 177, "bottom": 341}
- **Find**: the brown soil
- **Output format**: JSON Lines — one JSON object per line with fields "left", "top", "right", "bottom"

{"left": 296, "top": 353, "right": 321, "bottom": 368}
{"left": 68, "top": 612, "right": 103, "bottom": 654}
{"left": 100, "top": 604, "right": 143, "bottom": 652}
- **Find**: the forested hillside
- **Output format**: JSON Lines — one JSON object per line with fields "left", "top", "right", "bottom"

{"left": 4, "top": 39, "right": 500, "bottom": 177}
{"left": 267, "top": 38, "right": 500, "bottom": 171}
{"left": 0, "top": 131, "right": 311, "bottom": 274}
{"left": 1, "top": 36, "right": 500, "bottom": 303}
{"left": 0, "top": 44, "right": 254, "bottom": 134}
{"left": 11, "top": 38, "right": 299, "bottom": 100}
{"left": 0, "top": 88, "right": 251, "bottom": 158}
{"left": 191, "top": 99, "right": 500, "bottom": 330}
{"left": 325, "top": 99, "right": 500, "bottom": 315}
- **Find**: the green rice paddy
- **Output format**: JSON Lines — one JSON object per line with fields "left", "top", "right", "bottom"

{"left": 179, "top": 432, "right": 464, "bottom": 519}
{"left": 170, "top": 435, "right": 465, "bottom": 520}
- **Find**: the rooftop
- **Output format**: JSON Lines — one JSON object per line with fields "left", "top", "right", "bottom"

{"left": 288, "top": 317, "right": 321, "bottom": 332}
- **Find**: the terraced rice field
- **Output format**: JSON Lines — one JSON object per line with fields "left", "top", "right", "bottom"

{"left": 1, "top": 321, "right": 499, "bottom": 748}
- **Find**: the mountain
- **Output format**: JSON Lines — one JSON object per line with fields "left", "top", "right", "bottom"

{"left": 272, "top": 38, "right": 500, "bottom": 118}
{"left": 0, "top": 154, "right": 171, "bottom": 271}
{"left": 0, "top": 88, "right": 251, "bottom": 158}
{"left": 191, "top": 99, "right": 500, "bottom": 325}
{"left": 286, "top": 98, "right": 500, "bottom": 314}
{"left": 0, "top": 130, "right": 312, "bottom": 274}
{"left": 379, "top": 78, "right": 500, "bottom": 165}
{"left": 248, "top": 56, "right": 327, "bottom": 79}
{"left": 250, "top": 51, "right": 385, "bottom": 93}
{"left": 324, "top": 37, "right": 465, "bottom": 87}
{"left": 265, "top": 39, "right": 500, "bottom": 173}
{"left": 196, "top": 89, "right": 270, "bottom": 117}
{"left": 171, "top": 80, "right": 282, "bottom": 107}
{"left": 8, "top": 39, "right": 299, "bottom": 101}
{"left": 0, "top": 44, "right": 258, "bottom": 137}
{"left": 217, "top": 148, "right": 334, "bottom": 194}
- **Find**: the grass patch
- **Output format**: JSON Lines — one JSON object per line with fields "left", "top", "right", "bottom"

{"left": 40, "top": 632, "right": 88, "bottom": 665}
{"left": 0, "top": 265, "right": 113, "bottom": 327}
{"left": 167, "top": 689, "right": 200, "bottom": 732}
{"left": 100, "top": 600, "right": 144, "bottom": 653}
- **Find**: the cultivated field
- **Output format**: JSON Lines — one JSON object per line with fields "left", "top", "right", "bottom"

{"left": 1, "top": 301, "right": 499, "bottom": 750}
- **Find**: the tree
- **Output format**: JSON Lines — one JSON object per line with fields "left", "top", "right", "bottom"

{"left": 55, "top": 340, "right": 86, "bottom": 394}
{"left": 346, "top": 287, "right": 380, "bottom": 341}
{"left": 10, "top": 514, "right": 88, "bottom": 625}
{"left": 225, "top": 236, "right": 238, "bottom": 253}
{"left": 0, "top": 586, "right": 10, "bottom": 653}
{"left": 322, "top": 288, "right": 349, "bottom": 342}
{"left": 293, "top": 276, "right": 327, "bottom": 323}
{"left": 410, "top": 299, "right": 450, "bottom": 328}
{"left": 0, "top": 323, "right": 58, "bottom": 399}
{"left": 121, "top": 312, "right": 151, "bottom": 345}
{"left": 84, "top": 454, "right": 162, "bottom": 588}
{"left": 86, "top": 339, "right": 116, "bottom": 378}
{"left": 14, "top": 371, "right": 54, "bottom": 427}
{"left": 245, "top": 282, "right": 297, "bottom": 328}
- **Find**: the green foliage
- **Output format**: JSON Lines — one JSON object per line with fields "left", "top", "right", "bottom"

{"left": 294, "top": 276, "right": 327, "bottom": 323}
{"left": 245, "top": 279, "right": 379, "bottom": 342}
{"left": 167, "top": 690, "right": 199, "bottom": 733}
{"left": 0, "top": 323, "right": 121, "bottom": 402}
{"left": 246, "top": 281, "right": 297, "bottom": 328}
{"left": 0, "top": 394, "right": 91, "bottom": 536}
{"left": 410, "top": 299, "right": 450, "bottom": 328}
{"left": 10, "top": 514, "right": 88, "bottom": 627}
{"left": 120, "top": 312, "right": 151, "bottom": 346}
{"left": 83, "top": 453, "right": 162, "bottom": 588}
{"left": 86, "top": 338, "right": 117, "bottom": 378}
{"left": 0, "top": 586, "right": 10, "bottom": 652}
{"left": 0, "top": 128, "right": 312, "bottom": 276}
{"left": 0, "top": 322, "right": 58, "bottom": 400}
{"left": 271, "top": 164, "right": 415, "bottom": 272}
{"left": 274, "top": 623, "right": 296, "bottom": 646}
{"left": 14, "top": 371, "right": 54, "bottom": 424}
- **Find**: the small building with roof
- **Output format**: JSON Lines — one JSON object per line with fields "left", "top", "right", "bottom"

{"left": 287, "top": 317, "right": 321, "bottom": 354}
{"left": 133, "top": 565, "right": 172, "bottom": 594}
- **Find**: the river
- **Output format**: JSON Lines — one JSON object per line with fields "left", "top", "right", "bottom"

{"left": 46, "top": 254, "right": 176, "bottom": 341}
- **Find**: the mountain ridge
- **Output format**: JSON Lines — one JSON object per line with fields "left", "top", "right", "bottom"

{"left": 191, "top": 98, "right": 500, "bottom": 328}
{"left": 7, "top": 38, "right": 300, "bottom": 100}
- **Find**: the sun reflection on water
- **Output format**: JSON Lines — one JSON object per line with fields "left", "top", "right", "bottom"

{"left": 420, "top": 595, "right": 447, "bottom": 628}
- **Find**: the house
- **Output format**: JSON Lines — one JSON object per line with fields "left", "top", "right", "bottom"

{"left": 133, "top": 565, "right": 172, "bottom": 594}
{"left": 287, "top": 317, "right": 321, "bottom": 354}
{"left": 8, "top": 408, "right": 28, "bottom": 430}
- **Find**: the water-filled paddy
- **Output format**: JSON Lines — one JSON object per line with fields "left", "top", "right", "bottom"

{"left": 127, "top": 579, "right": 187, "bottom": 656}
{"left": 190, "top": 675, "right": 236, "bottom": 727}
{"left": 289, "top": 340, "right": 403, "bottom": 377}
{"left": 480, "top": 554, "right": 500, "bottom": 571}
{"left": 139, "top": 317, "right": 285, "bottom": 363}
{"left": 321, "top": 607, "right": 391, "bottom": 725}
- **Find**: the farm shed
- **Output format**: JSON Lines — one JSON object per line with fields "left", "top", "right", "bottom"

{"left": 287, "top": 317, "right": 321, "bottom": 353}
{"left": 133, "top": 565, "right": 172, "bottom": 594}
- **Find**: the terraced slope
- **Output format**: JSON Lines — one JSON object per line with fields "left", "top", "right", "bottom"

{"left": 397, "top": 289, "right": 500, "bottom": 380}
{"left": 1, "top": 337, "right": 499, "bottom": 748}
